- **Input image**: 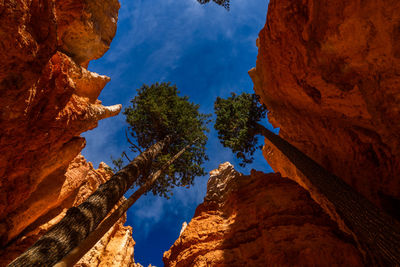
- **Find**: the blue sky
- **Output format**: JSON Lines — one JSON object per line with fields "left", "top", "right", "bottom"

{"left": 82, "top": 0, "right": 273, "bottom": 265}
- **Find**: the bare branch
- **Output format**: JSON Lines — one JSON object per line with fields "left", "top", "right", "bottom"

{"left": 125, "top": 129, "right": 142, "bottom": 153}
{"left": 122, "top": 151, "right": 132, "bottom": 162}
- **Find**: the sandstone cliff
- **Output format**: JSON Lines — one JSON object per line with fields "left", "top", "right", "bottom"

{"left": 0, "top": 0, "right": 136, "bottom": 265}
{"left": 0, "top": 156, "right": 136, "bottom": 266}
{"left": 164, "top": 163, "right": 364, "bottom": 266}
{"left": 249, "top": 0, "right": 400, "bottom": 220}
{"left": 165, "top": 0, "right": 400, "bottom": 265}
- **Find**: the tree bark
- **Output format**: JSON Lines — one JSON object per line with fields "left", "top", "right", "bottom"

{"left": 53, "top": 140, "right": 194, "bottom": 267}
{"left": 8, "top": 136, "right": 171, "bottom": 267}
{"left": 255, "top": 123, "right": 400, "bottom": 265}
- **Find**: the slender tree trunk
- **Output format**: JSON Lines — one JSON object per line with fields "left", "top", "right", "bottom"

{"left": 8, "top": 136, "right": 171, "bottom": 267}
{"left": 255, "top": 123, "right": 400, "bottom": 265}
{"left": 53, "top": 140, "right": 194, "bottom": 267}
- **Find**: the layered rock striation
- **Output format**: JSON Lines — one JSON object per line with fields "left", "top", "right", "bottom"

{"left": 249, "top": 0, "right": 400, "bottom": 219}
{"left": 164, "top": 163, "right": 364, "bottom": 266}
{"left": 0, "top": 0, "right": 136, "bottom": 265}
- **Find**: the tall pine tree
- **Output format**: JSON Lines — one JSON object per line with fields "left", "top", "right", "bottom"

{"left": 214, "top": 92, "right": 400, "bottom": 265}
{"left": 123, "top": 82, "right": 210, "bottom": 197}
{"left": 54, "top": 140, "right": 196, "bottom": 267}
{"left": 10, "top": 83, "right": 210, "bottom": 267}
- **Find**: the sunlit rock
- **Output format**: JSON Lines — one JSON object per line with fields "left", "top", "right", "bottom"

{"left": 251, "top": 0, "right": 400, "bottom": 221}
{"left": 163, "top": 163, "right": 363, "bottom": 266}
{"left": 0, "top": 0, "right": 136, "bottom": 265}
{"left": 56, "top": 0, "right": 120, "bottom": 65}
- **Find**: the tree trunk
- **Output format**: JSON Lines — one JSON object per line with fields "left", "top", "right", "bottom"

{"left": 255, "top": 123, "right": 400, "bottom": 265}
{"left": 8, "top": 136, "right": 171, "bottom": 267}
{"left": 53, "top": 140, "right": 194, "bottom": 267}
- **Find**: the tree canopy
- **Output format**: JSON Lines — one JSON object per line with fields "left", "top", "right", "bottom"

{"left": 123, "top": 82, "right": 211, "bottom": 197}
{"left": 197, "top": 0, "right": 230, "bottom": 10}
{"left": 214, "top": 92, "right": 267, "bottom": 167}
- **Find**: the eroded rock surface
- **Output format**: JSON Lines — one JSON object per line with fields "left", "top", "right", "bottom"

{"left": 56, "top": 0, "right": 120, "bottom": 65}
{"left": 249, "top": 0, "right": 400, "bottom": 219}
{"left": 163, "top": 163, "right": 363, "bottom": 266}
{"left": 0, "top": 157, "right": 136, "bottom": 266}
{"left": 0, "top": 0, "right": 136, "bottom": 265}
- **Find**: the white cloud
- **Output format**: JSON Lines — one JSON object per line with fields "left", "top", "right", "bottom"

{"left": 82, "top": 0, "right": 270, "bottom": 264}
{"left": 81, "top": 113, "right": 127, "bottom": 168}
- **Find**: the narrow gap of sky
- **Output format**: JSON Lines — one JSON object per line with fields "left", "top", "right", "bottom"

{"left": 82, "top": 0, "right": 273, "bottom": 266}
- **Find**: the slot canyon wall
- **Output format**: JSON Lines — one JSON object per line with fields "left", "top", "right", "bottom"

{"left": 249, "top": 0, "right": 400, "bottom": 219}
{"left": 165, "top": 0, "right": 400, "bottom": 266}
{"left": 163, "top": 163, "right": 364, "bottom": 266}
{"left": 1, "top": 0, "right": 399, "bottom": 266}
{"left": 0, "top": 0, "right": 137, "bottom": 265}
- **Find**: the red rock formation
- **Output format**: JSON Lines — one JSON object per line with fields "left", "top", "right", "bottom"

{"left": 163, "top": 163, "right": 364, "bottom": 266}
{"left": 56, "top": 0, "right": 119, "bottom": 66}
{"left": 0, "top": 157, "right": 136, "bottom": 266}
{"left": 0, "top": 0, "right": 137, "bottom": 265}
{"left": 249, "top": 0, "right": 400, "bottom": 219}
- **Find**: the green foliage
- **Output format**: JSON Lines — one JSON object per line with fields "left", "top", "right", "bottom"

{"left": 214, "top": 93, "right": 267, "bottom": 167}
{"left": 124, "top": 82, "right": 211, "bottom": 197}
{"left": 197, "top": 0, "right": 230, "bottom": 10}
{"left": 110, "top": 153, "right": 125, "bottom": 173}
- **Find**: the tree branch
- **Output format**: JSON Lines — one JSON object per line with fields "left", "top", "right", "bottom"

{"left": 125, "top": 129, "right": 142, "bottom": 153}
{"left": 122, "top": 151, "right": 132, "bottom": 162}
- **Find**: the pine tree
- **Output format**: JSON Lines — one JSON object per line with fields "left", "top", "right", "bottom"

{"left": 10, "top": 83, "right": 210, "bottom": 267}
{"left": 214, "top": 92, "right": 400, "bottom": 265}
{"left": 54, "top": 141, "right": 195, "bottom": 266}
{"left": 124, "top": 82, "right": 210, "bottom": 197}
{"left": 214, "top": 93, "right": 266, "bottom": 167}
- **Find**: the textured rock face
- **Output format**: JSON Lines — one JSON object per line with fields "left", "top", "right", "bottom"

{"left": 0, "top": 0, "right": 119, "bottom": 240}
{"left": 0, "top": 0, "right": 135, "bottom": 265}
{"left": 77, "top": 218, "right": 135, "bottom": 267}
{"left": 249, "top": 0, "right": 400, "bottom": 218}
{"left": 0, "top": 156, "right": 135, "bottom": 266}
{"left": 163, "top": 163, "right": 364, "bottom": 266}
{"left": 56, "top": 0, "right": 120, "bottom": 65}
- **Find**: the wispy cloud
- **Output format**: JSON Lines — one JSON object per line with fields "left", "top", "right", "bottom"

{"left": 82, "top": 0, "right": 270, "bottom": 265}
{"left": 81, "top": 114, "right": 126, "bottom": 168}
{"left": 129, "top": 196, "right": 166, "bottom": 237}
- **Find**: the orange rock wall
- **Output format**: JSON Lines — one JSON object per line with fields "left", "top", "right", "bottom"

{"left": 0, "top": 0, "right": 136, "bottom": 265}
{"left": 249, "top": 0, "right": 400, "bottom": 218}
{"left": 0, "top": 156, "right": 135, "bottom": 266}
{"left": 163, "top": 163, "right": 364, "bottom": 266}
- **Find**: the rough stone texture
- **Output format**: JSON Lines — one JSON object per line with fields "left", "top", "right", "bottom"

{"left": 249, "top": 0, "right": 400, "bottom": 220}
{"left": 0, "top": 157, "right": 136, "bottom": 266}
{"left": 163, "top": 163, "right": 364, "bottom": 267}
{"left": 77, "top": 219, "right": 135, "bottom": 267}
{"left": 0, "top": 0, "right": 57, "bottom": 109}
{"left": 56, "top": 0, "right": 120, "bottom": 65}
{"left": 0, "top": 0, "right": 120, "bottom": 242}
{"left": 0, "top": 0, "right": 136, "bottom": 265}
{"left": 0, "top": 52, "right": 121, "bottom": 236}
